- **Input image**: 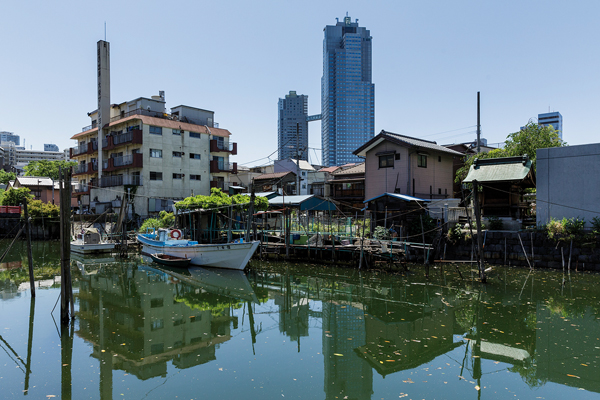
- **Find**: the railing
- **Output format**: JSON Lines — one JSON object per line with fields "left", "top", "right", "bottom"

{"left": 109, "top": 108, "right": 167, "bottom": 123}
{"left": 73, "top": 183, "right": 89, "bottom": 193}
{"left": 210, "top": 140, "right": 237, "bottom": 155}
{"left": 310, "top": 187, "right": 325, "bottom": 196}
{"left": 71, "top": 144, "right": 88, "bottom": 157}
{"left": 114, "top": 131, "right": 133, "bottom": 145}
{"left": 81, "top": 122, "right": 97, "bottom": 132}
{"left": 100, "top": 175, "right": 143, "bottom": 188}
{"left": 113, "top": 154, "right": 133, "bottom": 167}
{"left": 210, "top": 160, "right": 237, "bottom": 174}
{"left": 448, "top": 207, "right": 474, "bottom": 223}
{"left": 210, "top": 181, "right": 229, "bottom": 191}
{"left": 73, "top": 164, "right": 87, "bottom": 174}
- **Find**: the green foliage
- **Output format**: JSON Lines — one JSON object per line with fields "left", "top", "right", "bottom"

{"left": 407, "top": 214, "right": 437, "bottom": 243}
{"left": 24, "top": 160, "right": 77, "bottom": 180}
{"left": 2, "top": 187, "right": 33, "bottom": 206}
{"left": 446, "top": 223, "right": 463, "bottom": 244}
{"left": 591, "top": 217, "right": 600, "bottom": 235}
{"left": 175, "top": 188, "right": 268, "bottom": 212}
{"left": 139, "top": 211, "right": 174, "bottom": 232}
{"left": 486, "top": 216, "right": 504, "bottom": 230}
{"left": 373, "top": 226, "right": 391, "bottom": 240}
{"left": 0, "top": 170, "right": 16, "bottom": 185}
{"left": 455, "top": 122, "right": 566, "bottom": 184}
{"left": 27, "top": 199, "right": 59, "bottom": 219}
{"left": 546, "top": 217, "right": 585, "bottom": 243}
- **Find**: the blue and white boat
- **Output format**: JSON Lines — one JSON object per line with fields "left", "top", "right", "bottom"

{"left": 137, "top": 229, "right": 259, "bottom": 270}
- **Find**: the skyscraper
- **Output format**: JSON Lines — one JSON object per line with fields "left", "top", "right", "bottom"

{"left": 321, "top": 15, "right": 374, "bottom": 167}
{"left": 538, "top": 112, "right": 563, "bottom": 139}
{"left": 278, "top": 91, "right": 308, "bottom": 161}
{"left": 0, "top": 131, "right": 20, "bottom": 146}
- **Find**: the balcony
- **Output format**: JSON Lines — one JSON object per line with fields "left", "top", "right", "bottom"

{"left": 69, "top": 141, "right": 98, "bottom": 158}
{"left": 102, "top": 129, "right": 143, "bottom": 150}
{"left": 100, "top": 174, "right": 143, "bottom": 188}
{"left": 81, "top": 122, "right": 98, "bottom": 132}
{"left": 73, "top": 183, "right": 89, "bottom": 195}
{"left": 210, "top": 140, "right": 237, "bottom": 155}
{"left": 210, "top": 160, "right": 237, "bottom": 174}
{"left": 210, "top": 181, "right": 229, "bottom": 191}
{"left": 72, "top": 162, "right": 98, "bottom": 176}
{"left": 103, "top": 153, "right": 143, "bottom": 172}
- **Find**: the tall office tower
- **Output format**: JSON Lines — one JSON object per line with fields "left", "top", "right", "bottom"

{"left": 278, "top": 91, "right": 308, "bottom": 161}
{"left": 321, "top": 15, "right": 374, "bottom": 167}
{"left": 538, "top": 112, "right": 563, "bottom": 139}
{"left": 0, "top": 132, "right": 20, "bottom": 146}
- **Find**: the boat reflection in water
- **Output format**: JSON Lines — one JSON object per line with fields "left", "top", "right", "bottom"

{"left": 75, "top": 256, "right": 256, "bottom": 383}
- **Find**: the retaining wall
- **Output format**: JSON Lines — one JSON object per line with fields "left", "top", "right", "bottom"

{"left": 445, "top": 231, "right": 600, "bottom": 271}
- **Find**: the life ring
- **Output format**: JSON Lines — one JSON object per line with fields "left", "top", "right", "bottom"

{"left": 170, "top": 229, "right": 182, "bottom": 239}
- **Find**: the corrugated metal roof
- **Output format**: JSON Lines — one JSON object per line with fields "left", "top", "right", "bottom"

{"left": 254, "top": 171, "right": 295, "bottom": 181}
{"left": 364, "top": 192, "right": 430, "bottom": 203}
{"left": 463, "top": 156, "right": 532, "bottom": 183}
{"left": 268, "top": 195, "right": 315, "bottom": 205}
{"left": 15, "top": 176, "right": 54, "bottom": 187}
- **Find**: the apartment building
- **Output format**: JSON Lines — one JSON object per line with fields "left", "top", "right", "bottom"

{"left": 70, "top": 93, "right": 237, "bottom": 216}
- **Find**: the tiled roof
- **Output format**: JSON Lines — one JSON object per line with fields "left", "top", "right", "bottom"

{"left": 354, "top": 130, "right": 464, "bottom": 157}
{"left": 71, "top": 115, "right": 231, "bottom": 140}
{"left": 331, "top": 162, "right": 365, "bottom": 176}
{"left": 254, "top": 171, "right": 296, "bottom": 181}
{"left": 318, "top": 166, "right": 340, "bottom": 173}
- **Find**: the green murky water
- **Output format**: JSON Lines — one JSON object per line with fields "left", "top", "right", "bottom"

{"left": 2, "top": 240, "right": 600, "bottom": 399}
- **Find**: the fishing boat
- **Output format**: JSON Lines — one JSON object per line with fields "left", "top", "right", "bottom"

{"left": 70, "top": 228, "right": 116, "bottom": 254}
{"left": 137, "top": 229, "right": 259, "bottom": 270}
{"left": 150, "top": 253, "right": 191, "bottom": 268}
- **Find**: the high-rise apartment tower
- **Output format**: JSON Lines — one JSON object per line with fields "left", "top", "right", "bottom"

{"left": 278, "top": 91, "right": 308, "bottom": 161}
{"left": 321, "top": 15, "right": 374, "bottom": 166}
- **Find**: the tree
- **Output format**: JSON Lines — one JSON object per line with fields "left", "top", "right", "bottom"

{"left": 0, "top": 170, "right": 16, "bottom": 185}
{"left": 455, "top": 122, "right": 566, "bottom": 184}
{"left": 2, "top": 187, "right": 33, "bottom": 206}
{"left": 24, "top": 160, "right": 77, "bottom": 180}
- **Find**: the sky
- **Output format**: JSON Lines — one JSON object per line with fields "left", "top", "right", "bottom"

{"left": 1, "top": 0, "right": 599, "bottom": 167}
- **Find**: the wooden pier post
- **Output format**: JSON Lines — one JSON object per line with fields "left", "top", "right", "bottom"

{"left": 59, "top": 168, "right": 74, "bottom": 325}
{"left": 23, "top": 200, "right": 35, "bottom": 298}
{"left": 472, "top": 181, "right": 486, "bottom": 282}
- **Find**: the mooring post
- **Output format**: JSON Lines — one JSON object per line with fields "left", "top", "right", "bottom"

{"left": 472, "top": 181, "right": 486, "bottom": 282}
{"left": 23, "top": 200, "right": 35, "bottom": 298}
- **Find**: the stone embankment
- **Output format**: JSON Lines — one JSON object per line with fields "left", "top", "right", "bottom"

{"left": 445, "top": 231, "right": 600, "bottom": 271}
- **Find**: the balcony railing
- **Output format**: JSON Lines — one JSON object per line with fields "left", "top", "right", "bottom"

{"left": 73, "top": 164, "right": 87, "bottom": 174}
{"left": 81, "top": 122, "right": 98, "bottom": 132}
{"left": 102, "top": 129, "right": 143, "bottom": 150}
{"left": 103, "top": 153, "right": 143, "bottom": 172}
{"left": 210, "top": 140, "right": 237, "bottom": 155}
{"left": 210, "top": 160, "right": 237, "bottom": 174}
{"left": 70, "top": 141, "right": 98, "bottom": 158}
{"left": 73, "top": 183, "right": 89, "bottom": 193}
{"left": 210, "top": 181, "right": 229, "bottom": 191}
{"left": 100, "top": 175, "right": 143, "bottom": 188}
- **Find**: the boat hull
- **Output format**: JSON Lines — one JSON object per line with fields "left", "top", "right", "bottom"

{"left": 70, "top": 242, "right": 116, "bottom": 254}
{"left": 137, "top": 234, "right": 259, "bottom": 270}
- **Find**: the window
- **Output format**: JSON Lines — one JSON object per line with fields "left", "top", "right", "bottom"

{"left": 379, "top": 154, "right": 394, "bottom": 168}
{"left": 149, "top": 149, "right": 162, "bottom": 158}
{"left": 127, "top": 125, "right": 140, "bottom": 132}
{"left": 151, "top": 319, "right": 164, "bottom": 331}
{"left": 438, "top": 188, "right": 442, "bottom": 195}
{"left": 189, "top": 153, "right": 201, "bottom": 160}
{"left": 395, "top": 153, "right": 400, "bottom": 160}
{"left": 418, "top": 155, "right": 427, "bottom": 168}
{"left": 190, "top": 174, "right": 201, "bottom": 181}
{"left": 172, "top": 129, "right": 183, "bottom": 135}
{"left": 150, "top": 171, "right": 162, "bottom": 181}
{"left": 172, "top": 151, "right": 182, "bottom": 157}
{"left": 438, "top": 156, "right": 442, "bottom": 162}
{"left": 173, "top": 173, "right": 182, "bottom": 180}
{"left": 149, "top": 126, "right": 162, "bottom": 135}
{"left": 151, "top": 298, "right": 164, "bottom": 308}
{"left": 189, "top": 132, "right": 200, "bottom": 139}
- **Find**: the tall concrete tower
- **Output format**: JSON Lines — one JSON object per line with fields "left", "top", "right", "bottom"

{"left": 97, "top": 40, "right": 110, "bottom": 183}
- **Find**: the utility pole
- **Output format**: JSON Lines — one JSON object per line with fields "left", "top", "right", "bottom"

{"left": 296, "top": 122, "right": 301, "bottom": 195}
{"left": 476, "top": 91, "right": 481, "bottom": 154}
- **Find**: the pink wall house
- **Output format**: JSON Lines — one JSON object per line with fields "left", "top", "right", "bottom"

{"left": 354, "top": 131, "right": 463, "bottom": 201}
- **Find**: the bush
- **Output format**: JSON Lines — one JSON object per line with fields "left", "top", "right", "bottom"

{"left": 486, "top": 216, "right": 504, "bottom": 230}
{"left": 373, "top": 226, "right": 390, "bottom": 240}
{"left": 139, "top": 211, "right": 175, "bottom": 232}
{"left": 546, "top": 217, "right": 585, "bottom": 242}
{"left": 591, "top": 217, "right": 600, "bottom": 235}
{"left": 447, "top": 223, "right": 463, "bottom": 244}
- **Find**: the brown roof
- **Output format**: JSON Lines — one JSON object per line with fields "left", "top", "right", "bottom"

{"left": 332, "top": 162, "right": 365, "bottom": 176}
{"left": 318, "top": 166, "right": 340, "bottom": 173}
{"left": 71, "top": 115, "right": 231, "bottom": 140}
{"left": 254, "top": 171, "right": 296, "bottom": 181}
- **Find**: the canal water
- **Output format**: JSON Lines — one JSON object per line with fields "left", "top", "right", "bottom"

{"left": 2, "top": 240, "right": 600, "bottom": 399}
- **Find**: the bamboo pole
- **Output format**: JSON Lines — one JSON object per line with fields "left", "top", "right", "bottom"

{"left": 23, "top": 200, "right": 35, "bottom": 298}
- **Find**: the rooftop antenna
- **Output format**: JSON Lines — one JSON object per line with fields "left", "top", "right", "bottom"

{"left": 104, "top": 22, "right": 106, "bottom": 41}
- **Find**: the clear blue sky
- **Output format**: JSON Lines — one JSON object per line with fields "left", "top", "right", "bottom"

{"left": 1, "top": 0, "right": 599, "bottom": 166}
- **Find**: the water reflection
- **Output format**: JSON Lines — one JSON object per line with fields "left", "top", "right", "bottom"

{"left": 5, "top": 241, "right": 600, "bottom": 399}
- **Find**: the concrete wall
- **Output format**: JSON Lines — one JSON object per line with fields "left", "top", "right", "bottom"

{"left": 537, "top": 143, "right": 600, "bottom": 228}
{"left": 364, "top": 141, "right": 454, "bottom": 200}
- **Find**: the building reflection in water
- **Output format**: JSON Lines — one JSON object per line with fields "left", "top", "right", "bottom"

{"left": 75, "top": 260, "right": 250, "bottom": 399}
